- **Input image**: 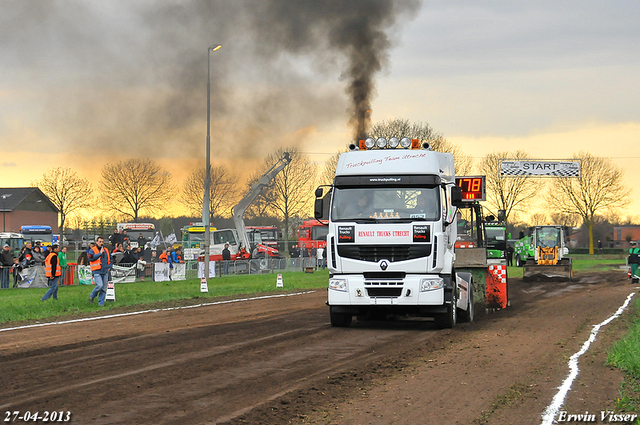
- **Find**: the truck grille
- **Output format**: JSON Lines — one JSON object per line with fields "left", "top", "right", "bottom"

{"left": 365, "top": 281, "right": 404, "bottom": 297}
{"left": 337, "top": 244, "right": 431, "bottom": 262}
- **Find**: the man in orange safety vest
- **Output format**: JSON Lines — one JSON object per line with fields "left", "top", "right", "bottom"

{"left": 88, "top": 236, "right": 112, "bottom": 306}
{"left": 41, "top": 244, "right": 61, "bottom": 301}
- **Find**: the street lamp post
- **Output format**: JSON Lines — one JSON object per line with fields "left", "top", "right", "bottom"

{"left": 2, "top": 194, "right": 11, "bottom": 232}
{"left": 203, "top": 44, "right": 222, "bottom": 285}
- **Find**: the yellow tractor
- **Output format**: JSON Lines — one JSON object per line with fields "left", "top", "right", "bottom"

{"left": 522, "top": 225, "right": 573, "bottom": 281}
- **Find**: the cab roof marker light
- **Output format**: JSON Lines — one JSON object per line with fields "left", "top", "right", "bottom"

{"left": 388, "top": 137, "right": 399, "bottom": 148}
{"left": 364, "top": 137, "right": 376, "bottom": 149}
{"left": 376, "top": 137, "right": 387, "bottom": 148}
{"left": 400, "top": 137, "right": 411, "bottom": 148}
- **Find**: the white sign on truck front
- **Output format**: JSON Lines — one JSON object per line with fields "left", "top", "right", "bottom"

{"left": 500, "top": 160, "right": 580, "bottom": 177}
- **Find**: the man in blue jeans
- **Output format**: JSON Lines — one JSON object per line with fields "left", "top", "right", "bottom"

{"left": 41, "top": 244, "right": 61, "bottom": 301}
{"left": 88, "top": 237, "right": 111, "bottom": 306}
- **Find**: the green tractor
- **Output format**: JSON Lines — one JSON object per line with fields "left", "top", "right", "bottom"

{"left": 484, "top": 220, "right": 507, "bottom": 261}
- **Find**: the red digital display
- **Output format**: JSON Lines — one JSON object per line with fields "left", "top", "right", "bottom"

{"left": 455, "top": 176, "right": 486, "bottom": 202}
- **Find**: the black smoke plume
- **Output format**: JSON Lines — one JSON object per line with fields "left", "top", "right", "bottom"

{"left": 0, "top": 0, "right": 421, "bottom": 159}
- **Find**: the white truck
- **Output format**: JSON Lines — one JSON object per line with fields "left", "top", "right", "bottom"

{"left": 314, "top": 137, "right": 473, "bottom": 328}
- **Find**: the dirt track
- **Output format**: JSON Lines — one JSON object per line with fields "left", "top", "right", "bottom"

{"left": 0, "top": 270, "right": 637, "bottom": 424}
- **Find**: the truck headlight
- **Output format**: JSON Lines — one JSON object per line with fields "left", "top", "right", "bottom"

{"left": 329, "top": 278, "right": 348, "bottom": 292}
{"left": 420, "top": 278, "right": 443, "bottom": 292}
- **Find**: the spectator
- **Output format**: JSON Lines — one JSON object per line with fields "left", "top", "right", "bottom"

{"left": 159, "top": 249, "right": 168, "bottom": 263}
{"left": 170, "top": 247, "right": 183, "bottom": 264}
{"left": 151, "top": 250, "right": 159, "bottom": 262}
{"left": 316, "top": 246, "right": 325, "bottom": 270}
{"left": 143, "top": 244, "right": 152, "bottom": 262}
{"left": 12, "top": 258, "right": 22, "bottom": 287}
{"left": 134, "top": 247, "right": 146, "bottom": 281}
{"left": 222, "top": 243, "right": 231, "bottom": 275}
{"left": 506, "top": 244, "right": 514, "bottom": 266}
{"left": 41, "top": 244, "right": 61, "bottom": 301}
{"left": 598, "top": 240, "right": 603, "bottom": 254}
{"left": 136, "top": 233, "right": 146, "bottom": 249}
{"left": 121, "top": 245, "right": 137, "bottom": 265}
{"left": 122, "top": 230, "right": 130, "bottom": 248}
{"left": 111, "top": 243, "right": 124, "bottom": 264}
{"left": 32, "top": 245, "right": 46, "bottom": 267}
{"left": 77, "top": 251, "right": 90, "bottom": 266}
{"left": 88, "top": 236, "right": 112, "bottom": 306}
{"left": 1, "top": 244, "right": 14, "bottom": 289}
{"left": 19, "top": 242, "right": 33, "bottom": 267}
{"left": 109, "top": 229, "right": 120, "bottom": 249}
{"left": 59, "top": 246, "right": 68, "bottom": 285}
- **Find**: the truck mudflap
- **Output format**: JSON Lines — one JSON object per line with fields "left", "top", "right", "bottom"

{"left": 523, "top": 258, "right": 573, "bottom": 282}
{"left": 486, "top": 265, "right": 508, "bottom": 309}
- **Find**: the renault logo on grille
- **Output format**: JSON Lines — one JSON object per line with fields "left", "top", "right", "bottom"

{"left": 379, "top": 260, "right": 389, "bottom": 271}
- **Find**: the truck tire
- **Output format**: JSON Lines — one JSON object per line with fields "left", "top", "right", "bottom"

{"left": 515, "top": 255, "right": 522, "bottom": 267}
{"left": 435, "top": 286, "right": 457, "bottom": 329}
{"left": 330, "top": 307, "right": 352, "bottom": 327}
{"left": 458, "top": 284, "right": 474, "bottom": 323}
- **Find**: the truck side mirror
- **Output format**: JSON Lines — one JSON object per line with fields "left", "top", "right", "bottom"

{"left": 315, "top": 187, "right": 323, "bottom": 198}
{"left": 314, "top": 198, "right": 324, "bottom": 220}
{"left": 451, "top": 185, "right": 463, "bottom": 207}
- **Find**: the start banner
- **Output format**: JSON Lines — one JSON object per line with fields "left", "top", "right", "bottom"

{"left": 500, "top": 160, "right": 580, "bottom": 177}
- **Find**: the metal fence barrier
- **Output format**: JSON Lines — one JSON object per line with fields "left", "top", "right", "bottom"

{"left": 4, "top": 255, "right": 325, "bottom": 289}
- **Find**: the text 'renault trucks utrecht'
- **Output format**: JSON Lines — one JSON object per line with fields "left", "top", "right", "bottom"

{"left": 314, "top": 137, "right": 478, "bottom": 328}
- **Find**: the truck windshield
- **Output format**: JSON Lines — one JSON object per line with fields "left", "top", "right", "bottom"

{"left": 332, "top": 187, "right": 440, "bottom": 222}
{"left": 485, "top": 227, "right": 506, "bottom": 250}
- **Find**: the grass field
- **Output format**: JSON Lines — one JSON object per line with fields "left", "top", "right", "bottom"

{"left": 0, "top": 254, "right": 628, "bottom": 326}
{"left": 0, "top": 270, "right": 330, "bottom": 325}
{"left": 607, "top": 297, "right": 640, "bottom": 417}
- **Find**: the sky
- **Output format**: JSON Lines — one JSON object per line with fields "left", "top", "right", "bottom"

{"left": 1, "top": 0, "right": 638, "bottom": 221}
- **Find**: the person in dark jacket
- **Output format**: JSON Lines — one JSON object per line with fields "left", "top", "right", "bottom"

{"left": 222, "top": 243, "right": 231, "bottom": 275}
{"left": 19, "top": 242, "right": 33, "bottom": 267}
{"left": 1, "top": 244, "right": 14, "bottom": 289}
{"left": 31, "top": 246, "right": 46, "bottom": 267}
{"left": 629, "top": 241, "right": 640, "bottom": 284}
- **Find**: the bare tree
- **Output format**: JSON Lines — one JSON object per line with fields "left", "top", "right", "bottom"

{"left": 181, "top": 165, "right": 239, "bottom": 218}
{"left": 319, "top": 150, "right": 346, "bottom": 186}
{"left": 529, "top": 213, "right": 547, "bottom": 226}
{"left": 546, "top": 151, "right": 629, "bottom": 254}
{"left": 247, "top": 148, "right": 317, "bottom": 251}
{"left": 369, "top": 118, "right": 474, "bottom": 175}
{"left": 99, "top": 158, "right": 174, "bottom": 221}
{"left": 32, "top": 167, "right": 93, "bottom": 240}
{"left": 549, "top": 212, "right": 582, "bottom": 228}
{"left": 478, "top": 150, "right": 542, "bottom": 221}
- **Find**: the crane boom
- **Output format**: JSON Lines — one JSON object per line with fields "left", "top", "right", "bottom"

{"left": 232, "top": 152, "right": 291, "bottom": 252}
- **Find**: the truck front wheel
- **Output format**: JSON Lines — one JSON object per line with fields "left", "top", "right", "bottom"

{"left": 435, "top": 288, "right": 457, "bottom": 329}
{"left": 330, "top": 307, "right": 352, "bottom": 327}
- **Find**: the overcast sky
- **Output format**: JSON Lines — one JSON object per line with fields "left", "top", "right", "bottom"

{"left": 1, "top": 0, "right": 638, "bottom": 219}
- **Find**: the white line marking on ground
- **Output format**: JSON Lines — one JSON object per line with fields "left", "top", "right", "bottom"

{"left": 0, "top": 291, "right": 317, "bottom": 333}
{"left": 540, "top": 291, "right": 636, "bottom": 424}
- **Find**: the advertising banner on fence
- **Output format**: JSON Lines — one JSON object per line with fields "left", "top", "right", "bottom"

{"left": 198, "top": 261, "right": 216, "bottom": 278}
{"left": 17, "top": 266, "right": 48, "bottom": 288}
{"left": 154, "top": 262, "right": 170, "bottom": 282}
{"left": 111, "top": 264, "right": 136, "bottom": 284}
{"left": 77, "top": 265, "right": 93, "bottom": 285}
{"left": 171, "top": 263, "right": 186, "bottom": 281}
